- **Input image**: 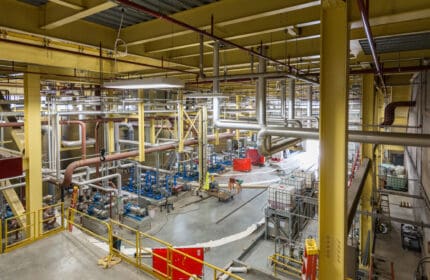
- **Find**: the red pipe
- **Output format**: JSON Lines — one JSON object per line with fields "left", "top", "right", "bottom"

{"left": 60, "top": 120, "right": 87, "bottom": 160}
{"left": 61, "top": 132, "right": 235, "bottom": 187}
{"left": 356, "top": 0, "right": 386, "bottom": 92}
{"left": 95, "top": 120, "right": 102, "bottom": 178}
{"left": 0, "top": 122, "right": 23, "bottom": 127}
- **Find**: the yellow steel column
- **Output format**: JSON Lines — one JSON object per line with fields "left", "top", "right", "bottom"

{"left": 360, "top": 74, "right": 375, "bottom": 266}
{"left": 319, "top": 1, "right": 349, "bottom": 278}
{"left": 108, "top": 121, "right": 115, "bottom": 154}
{"left": 138, "top": 89, "right": 145, "bottom": 162}
{"left": 235, "top": 95, "right": 240, "bottom": 141}
{"left": 178, "top": 102, "right": 184, "bottom": 153}
{"left": 24, "top": 66, "right": 42, "bottom": 237}
{"left": 150, "top": 118, "right": 156, "bottom": 144}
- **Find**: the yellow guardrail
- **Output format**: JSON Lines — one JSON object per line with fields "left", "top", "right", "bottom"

{"left": 4, "top": 211, "right": 35, "bottom": 253}
{"left": 269, "top": 253, "right": 302, "bottom": 278}
{"left": 38, "top": 203, "right": 65, "bottom": 237}
{"left": 0, "top": 216, "right": 2, "bottom": 253}
{"left": 2, "top": 203, "right": 65, "bottom": 253}
{"left": 109, "top": 219, "right": 245, "bottom": 280}
{"left": 65, "top": 208, "right": 112, "bottom": 253}
{"left": 1, "top": 206, "right": 244, "bottom": 280}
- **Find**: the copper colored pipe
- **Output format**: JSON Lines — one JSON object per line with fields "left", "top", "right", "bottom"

{"left": 0, "top": 122, "right": 23, "bottom": 127}
{"left": 95, "top": 120, "right": 102, "bottom": 177}
{"left": 60, "top": 120, "right": 86, "bottom": 160}
{"left": 61, "top": 132, "right": 235, "bottom": 187}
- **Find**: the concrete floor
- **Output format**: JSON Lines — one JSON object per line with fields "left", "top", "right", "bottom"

{"left": 0, "top": 151, "right": 319, "bottom": 280}
{"left": 374, "top": 193, "right": 421, "bottom": 279}
{"left": 0, "top": 232, "right": 154, "bottom": 280}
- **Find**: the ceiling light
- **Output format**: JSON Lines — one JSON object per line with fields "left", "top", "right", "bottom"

{"left": 104, "top": 77, "right": 184, "bottom": 89}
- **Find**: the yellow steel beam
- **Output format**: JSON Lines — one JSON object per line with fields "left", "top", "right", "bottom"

{"left": 24, "top": 65, "right": 42, "bottom": 237}
{"left": 0, "top": 0, "right": 116, "bottom": 49}
{"left": 319, "top": 1, "right": 348, "bottom": 279}
{"left": 0, "top": 39, "right": 189, "bottom": 75}
{"left": 138, "top": 89, "right": 145, "bottom": 162}
{"left": 141, "top": 7, "right": 320, "bottom": 54}
{"left": 41, "top": 1, "right": 117, "bottom": 30}
{"left": 178, "top": 101, "right": 184, "bottom": 153}
{"left": 123, "top": 0, "right": 318, "bottom": 46}
{"left": 150, "top": 118, "right": 156, "bottom": 144}
{"left": 360, "top": 74, "right": 375, "bottom": 267}
{"left": 48, "top": 0, "right": 83, "bottom": 10}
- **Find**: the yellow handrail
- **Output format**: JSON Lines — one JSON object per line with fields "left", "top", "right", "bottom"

{"left": 109, "top": 218, "right": 245, "bottom": 280}
{"left": 38, "top": 202, "right": 64, "bottom": 237}
{"left": 4, "top": 211, "right": 35, "bottom": 252}
{"left": 1, "top": 206, "right": 245, "bottom": 280}
{"left": 65, "top": 208, "right": 113, "bottom": 254}
{"left": 269, "top": 254, "right": 302, "bottom": 278}
{"left": 1, "top": 203, "right": 65, "bottom": 253}
{"left": 0, "top": 216, "right": 2, "bottom": 253}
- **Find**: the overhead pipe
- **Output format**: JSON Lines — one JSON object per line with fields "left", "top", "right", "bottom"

{"left": 61, "top": 132, "right": 235, "bottom": 187}
{"left": 356, "top": 0, "right": 386, "bottom": 93}
{"left": 380, "top": 101, "right": 416, "bottom": 126}
{"left": 280, "top": 80, "right": 286, "bottom": 120}
{"left": 196, "top": 71, "right": 319, "bottom": 85}
{"left": 72, "top": 173, "right": 122, "bottom": 194}
{"left": 257, "top": 47, "right": 267, "bottom": 127}
{"left": 288, "top": 79, "right": 296, "bottom": 120}
{"left": 199, "top": 34, "right": 205, "bottom": 78}
{"left": 256, "top": 127, "right": 430, "bottom": 155}
{"left": 115, "top": 0, "right": 318, "bottom": 84}
{"left": 307, "top": 85, "right": 313, "bottom": 127}
{"left": 0, "top": 122, "right": 23, "bottom": 127}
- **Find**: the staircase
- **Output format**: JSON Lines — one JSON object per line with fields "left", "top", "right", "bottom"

{"left": 0, "top": 90, "right": 26, "bottom": 227}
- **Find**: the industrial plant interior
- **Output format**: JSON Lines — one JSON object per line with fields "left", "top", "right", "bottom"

{"left": 0, "top": 0, "right": 429, "bottom": 279}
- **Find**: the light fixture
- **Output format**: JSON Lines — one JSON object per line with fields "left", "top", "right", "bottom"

{"left": 104, "top": 77, "right": 185, "bottom": 89}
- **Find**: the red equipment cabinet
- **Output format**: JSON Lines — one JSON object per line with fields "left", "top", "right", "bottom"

{"left": 233, "top": 158, "right": 252, "bottom": 172}
{"left": 153, "top": 247, "right": 204, "bottom": 280}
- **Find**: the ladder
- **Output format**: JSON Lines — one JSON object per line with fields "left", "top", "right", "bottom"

{"left": 379, "top": 193, "right": 391, "bottom": 231}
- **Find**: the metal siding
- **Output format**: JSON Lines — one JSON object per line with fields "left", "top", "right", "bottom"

{"left": 17, "top": 0, "right": 48, "bottom": 6}
{"left": 85, "top": 0, "right": 218, "bottom": 29}
{"left": 360, "top": 32, "right": 430, "bottom": 54}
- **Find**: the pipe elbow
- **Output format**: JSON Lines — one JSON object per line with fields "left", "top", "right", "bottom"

{"left": 257, "top": 128, "right": 270, "bottom": 156}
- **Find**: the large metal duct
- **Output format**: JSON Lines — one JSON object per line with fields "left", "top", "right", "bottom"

{"left": 380, "top": 101, "right": 416, "bottom": 126}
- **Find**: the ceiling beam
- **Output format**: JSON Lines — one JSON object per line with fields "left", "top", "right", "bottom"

{"left": 122, "top": 0, "right": 319, "bottom": 46}
{"left": 48, "top": 0, "right": 83, "bottom": 10}
{"left": 139, "top": 7, "right": 320, "bottom": 54}
{"left": 0, "top": 0, "right": 116, "bottom": 48}
{"left": 41, "top": 1, "right": 117, "bottom": 30}
{"left": 0, "top": 37, "right": 195, "bottom": 75}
